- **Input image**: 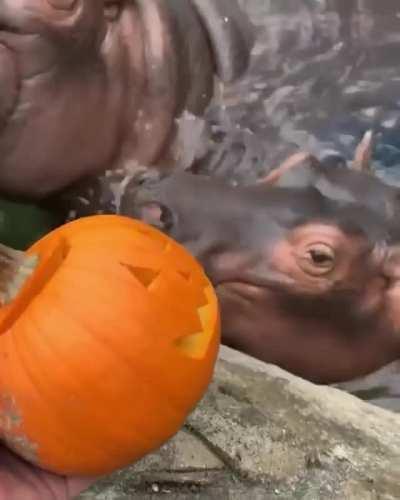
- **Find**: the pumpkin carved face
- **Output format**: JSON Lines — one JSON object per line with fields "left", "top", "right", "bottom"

{"left": 0, "top": 215, "right": 220, "bottom": 475}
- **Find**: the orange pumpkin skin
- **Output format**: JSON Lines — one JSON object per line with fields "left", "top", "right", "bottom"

{"left": 0, "top": 215, "right": 220, "bottom": 475}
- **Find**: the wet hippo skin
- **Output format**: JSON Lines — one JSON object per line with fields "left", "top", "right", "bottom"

{"left": 0, "top": 0, "right": 251, "bottom": 199}
{"left": 127, "top": 171, "right": 400, "bottom": 384}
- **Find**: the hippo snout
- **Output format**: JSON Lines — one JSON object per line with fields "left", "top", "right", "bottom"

{"left": 0, "top": 0, "right": 252, "bottom": 199}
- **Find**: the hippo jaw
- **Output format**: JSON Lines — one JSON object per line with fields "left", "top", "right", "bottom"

{"left": 208, "top": 223, "right": 400, "bottom": 384}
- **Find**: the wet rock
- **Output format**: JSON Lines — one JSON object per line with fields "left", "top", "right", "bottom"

{"left": 78, "top": 347, "right": 400, "bottom": 500}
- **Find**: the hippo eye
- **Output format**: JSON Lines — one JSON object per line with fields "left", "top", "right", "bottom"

{"left": 299, "top": 243, "right": 335, "bottom": 276}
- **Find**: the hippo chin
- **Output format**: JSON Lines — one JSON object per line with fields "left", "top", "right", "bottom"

{"left": 124, "top": 171, "right": 400, "bottom": 384}
{"left": 0, "top": 0, "right": 252, "bottom": 198}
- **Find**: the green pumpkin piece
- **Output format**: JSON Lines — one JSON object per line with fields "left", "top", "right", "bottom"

{"left": 0, "top": 198, "right": 63, "bottom": 250}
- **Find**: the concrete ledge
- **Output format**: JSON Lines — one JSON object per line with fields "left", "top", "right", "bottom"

{"left": 79, "top": 347, "right": 400, "bottom": 499}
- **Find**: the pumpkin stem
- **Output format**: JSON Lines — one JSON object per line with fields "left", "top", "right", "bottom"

{"left": 0, "top": 243, "right": 38, "bottom": 306}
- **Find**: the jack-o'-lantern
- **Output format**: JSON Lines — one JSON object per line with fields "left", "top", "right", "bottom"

{"left": 0, "top": 215, "right": 220, "bottom": 475}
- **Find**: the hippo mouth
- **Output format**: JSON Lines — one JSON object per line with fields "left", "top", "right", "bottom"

{"left": 215, "top": 272, "right": 389, "bottom": 323}
{"left": 216, "top": 278, "right": 355, "bottom": 299}
{"left": 210, "top": 265, "right": 300, "bottom": 293}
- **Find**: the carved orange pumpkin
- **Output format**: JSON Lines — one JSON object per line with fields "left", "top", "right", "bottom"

{"left": 0, "top": 215, "right": 220, "bottom": 475}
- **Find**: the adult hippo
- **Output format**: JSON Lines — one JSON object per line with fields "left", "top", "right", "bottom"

{"left": 121, "top": 168, "right": 400, "bottom": 385}
{"left": 52, "top": 0, "right": 400, "bottom": 220}
{"left": 0, "top": 0, "right": 252, "bottom": 198}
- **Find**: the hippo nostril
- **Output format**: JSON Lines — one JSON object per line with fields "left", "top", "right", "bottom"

{"left": 47, "top": 0, "right": 77, "bottom": 9}
{"left": 104, "top": 1, "right": 121, "bottom": 21}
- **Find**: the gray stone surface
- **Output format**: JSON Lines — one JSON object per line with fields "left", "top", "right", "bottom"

{"left": 77, "top": 347, "right": 400, "bottom": 500}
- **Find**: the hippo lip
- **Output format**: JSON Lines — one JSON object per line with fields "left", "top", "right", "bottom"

{"left": 211, "top": 266, "right": 297, "bottom": 290}
{"left": 215, "top": 276, "right": 369, "bottom": 299}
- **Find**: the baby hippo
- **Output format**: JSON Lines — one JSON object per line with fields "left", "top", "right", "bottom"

{"left": 126, "top": 172, "right": 400, "bottom": 384}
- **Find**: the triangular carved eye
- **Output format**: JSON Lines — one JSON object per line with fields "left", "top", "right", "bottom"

{"left": 121, "top": 264, "right": 160, "bottom": 288}
{"left": 178, "top": 270, "right": 191, "bottom": 282}
{"left": 47, "top": 0, "right": 76, "bottom": 10}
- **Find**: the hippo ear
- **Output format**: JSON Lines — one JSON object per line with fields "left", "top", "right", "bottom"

{"left": 135, "top": 202, "right": 174, "bottom": 232}
{"left": 256, "top": 152, "right": 321, "bottom": 187}
{"left": 190, "top": 0, "right": 254, "bottom": 82}
{"left": 351, "top": 130, "right": 374, "bottom": 172}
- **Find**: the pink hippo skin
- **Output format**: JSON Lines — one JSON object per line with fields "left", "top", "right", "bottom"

{"left": 0, "top": 0, "right": 252, "bottom": 199}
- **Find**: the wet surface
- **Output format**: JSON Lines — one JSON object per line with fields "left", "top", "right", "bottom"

{"left": 201, "top": 0, "right": 400, "bottom": 186}
{"left": 61, "top": 0, "right": 400, "bottom": 206}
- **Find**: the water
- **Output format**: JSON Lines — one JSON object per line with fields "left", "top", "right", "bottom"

{"left": 201, "top": 0, "right": 400, "bottom": 187}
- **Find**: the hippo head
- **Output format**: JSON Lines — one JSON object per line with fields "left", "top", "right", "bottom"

{"left": 129, "top": 171, "right": 400, "bottom": 384}
{"left": 0, "top": 0, "right": 252, "bottom": 198}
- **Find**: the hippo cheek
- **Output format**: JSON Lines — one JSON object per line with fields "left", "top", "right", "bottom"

{"left": 215, "top": 282, "right": 300, "bottom": 361}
